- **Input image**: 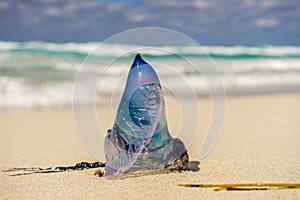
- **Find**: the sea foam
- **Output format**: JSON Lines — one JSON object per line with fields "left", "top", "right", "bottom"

{"left": 1, "top": 41, "right": 300, "bottom": 110}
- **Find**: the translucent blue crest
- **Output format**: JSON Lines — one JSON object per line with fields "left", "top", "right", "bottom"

{"left": 104, "top": 54, "right": 188, "bottom": 179}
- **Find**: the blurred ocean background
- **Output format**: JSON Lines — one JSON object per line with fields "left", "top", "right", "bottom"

{"left": 1, "top": 41, "right": 300, "bottom": 110}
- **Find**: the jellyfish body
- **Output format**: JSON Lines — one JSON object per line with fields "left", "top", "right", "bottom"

{"left": 104, "top": 54, "right": 188, "bottom": 179}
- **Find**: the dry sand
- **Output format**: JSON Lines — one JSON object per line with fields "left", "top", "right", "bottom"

{"left": 0, "top": 94, "right": 299, "bottom": 199}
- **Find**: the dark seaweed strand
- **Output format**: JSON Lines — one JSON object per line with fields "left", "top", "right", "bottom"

{"left": 178, "top": 183, "right": 300, "bottom": 191}
{"left": 55, "top": 162, "right": 105, "bottom": 171}
{"left": 2, "top": 162, "right": 105, "bottom": 176}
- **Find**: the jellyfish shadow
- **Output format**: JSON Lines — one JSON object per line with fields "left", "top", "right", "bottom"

{"left": 188, "top": 161, "right": 200, "bottom": 172}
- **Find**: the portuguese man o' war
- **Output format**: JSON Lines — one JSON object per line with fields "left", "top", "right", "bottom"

{"left": 104, "top": 54, "right": 189, "bottom": 179}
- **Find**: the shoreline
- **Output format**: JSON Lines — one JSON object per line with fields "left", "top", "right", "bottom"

{"left": 1, "top": 90, "right": 300, "bottom": 113}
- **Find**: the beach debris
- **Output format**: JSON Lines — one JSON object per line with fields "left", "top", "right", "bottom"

{"left": 94, "top": 168, "right": 105, "bottom": 177}
{"left": 104, "top": 54, "right": 189, "bottom": 179}
{"left": 2, "top": 162, "right": 105, "bottom": 176}
{"left": 178, "top": 183, "right": 300, "bottom": 191}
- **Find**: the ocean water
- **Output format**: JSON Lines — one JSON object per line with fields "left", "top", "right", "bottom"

{"left": 1, "top": 41, "right": 300, "bottom": 110}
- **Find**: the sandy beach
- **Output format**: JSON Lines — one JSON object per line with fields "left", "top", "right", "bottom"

{"left": 0, "top": 94, "right": 299, "bottom": 199}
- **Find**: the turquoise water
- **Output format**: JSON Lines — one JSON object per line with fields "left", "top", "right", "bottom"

{"left": 1, "top": 41, "right": 300, "bottom": 109}
{"left": 2, "top": 41, "right": 300, "bottom": 59}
